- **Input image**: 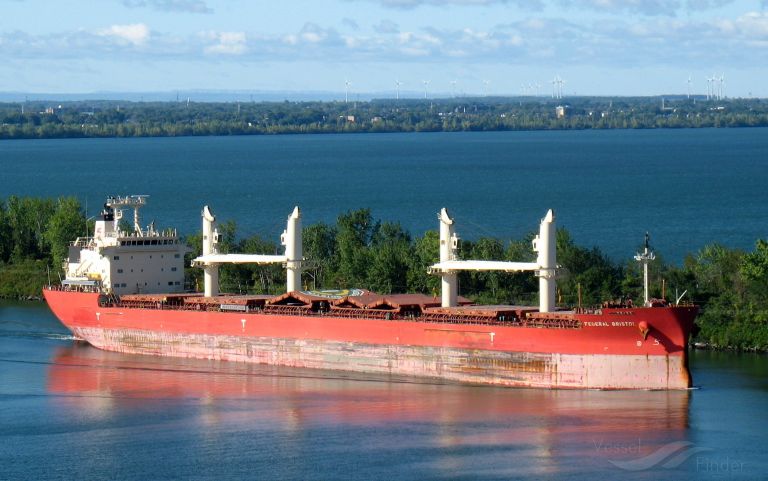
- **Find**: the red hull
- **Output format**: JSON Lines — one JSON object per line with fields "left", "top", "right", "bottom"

{"left": 43, "top": 288, "right": 697, "bottom": 389}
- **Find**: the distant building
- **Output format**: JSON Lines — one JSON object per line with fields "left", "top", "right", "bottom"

{"left": 555, "top": 105, "right": 571, "bottom": 119}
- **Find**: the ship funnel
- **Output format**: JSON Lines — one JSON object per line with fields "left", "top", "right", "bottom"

{"left": 438, "top": 208, "right": 459, "bottom": 307}
{"left": 533, "top": 209, "right": 556, "bottom": 313}
{"left": 201, "top": 205, "right": 219, "bottom": 297}
{"left": 282, "top": 206, "right": 303, "bottom": 292}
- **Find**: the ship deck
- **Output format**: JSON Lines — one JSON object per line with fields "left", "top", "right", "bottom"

{"left": 104, "top": 290, "right": 582, "bottom": 329}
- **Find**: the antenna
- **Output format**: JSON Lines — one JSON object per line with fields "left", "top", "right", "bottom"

{"left": 634, "top": 232, "right": 656, "bottom": 306}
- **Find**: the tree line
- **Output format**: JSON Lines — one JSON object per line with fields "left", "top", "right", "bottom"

{"left": 1, "top": 196, "right": 767, "bottom": 350}
{"left": 1, "top": 97, "right": 767, "bottom": 139}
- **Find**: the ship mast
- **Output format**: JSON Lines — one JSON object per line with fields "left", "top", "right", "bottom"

{"left": 438, "top": 208, "right": 459, "bottom": 308}
{"left": 105, "top": 195, "right": 149, "bottom": 235}
{"left": 634, "top": 232, "right": 656, "bottom": 306}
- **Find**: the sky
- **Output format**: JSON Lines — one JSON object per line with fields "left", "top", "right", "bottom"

{"left": 1, "top": 0, "right": 767, "bottom": 98}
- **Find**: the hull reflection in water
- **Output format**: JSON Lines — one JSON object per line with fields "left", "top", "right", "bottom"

{"left": 47, "top": 344, "right": 693, "bottom": 478}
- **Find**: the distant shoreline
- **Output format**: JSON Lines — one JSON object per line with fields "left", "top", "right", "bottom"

{"left": 2, "top": 97, "right": 766, "bottom": 140}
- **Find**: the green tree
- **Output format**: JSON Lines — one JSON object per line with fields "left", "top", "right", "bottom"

{"left": 407, "top": 230, "right": 440, "bottom": 295}
{"left": 303, "top": 222, "right": 338, "bottom": 289}
{"left": 556, "top": 228, "right": 621, "bottom": 306}
{"left": 5, "top": 196, "right": 55, "bottom": 261}
{"left": 44, "top": 197, "right": 86, "bottom": 268}
{"left": 335, "top": 209, "right": 378, "bottom": 287}
{"left": 367, "top": 222, "right": 411, "bottom": 293}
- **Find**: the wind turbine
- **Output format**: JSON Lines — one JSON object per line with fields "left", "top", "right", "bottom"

{"left": 551, "top": 77, "right": 557, "bottom": 98}
{"left": 483, "top": 79, "right": 490, "bottom": 97}
{"left": 719, "top": 73, "right": 726, "bottom": 100}
{"left": 345, "top": 79, "right": 352, "bottom": 103}
{"left": 450, "top": 80, "right": 457, "bottom": 98}
{"left": 687, "top": 75, "right": 692, "bottom": 99}
{"left": 395, "top": 80, "right": 403, "bottom": 100}
{"left": 422, "top": 80, "right": 430, "bottom": 99}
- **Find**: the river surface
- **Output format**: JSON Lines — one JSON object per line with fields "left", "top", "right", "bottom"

{"left": 0, "top": 300, "right": 766, "bottom": 480}
{"left": 1, "top": 129, "right": 767, "bottom": 479}
{"left": 1, "top": 128, "right": 767, "bottom": 262}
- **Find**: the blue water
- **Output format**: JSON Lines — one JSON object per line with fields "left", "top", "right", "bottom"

{"left": 1, "top": 129, "right": 768, "bottom": 479}
{"left": 1, "top": 128, "right": 766, "bottom": 262}
{"left": 1, "top": 301, "right": 766, "bottom": 480}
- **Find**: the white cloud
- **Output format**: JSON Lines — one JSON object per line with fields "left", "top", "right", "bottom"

{"left": 296, "top": 23, "right": 345, "bottom": 46}
{"left": 734, "top": 11, "right": 768, "bottom": 36}
{"left": 2, "top": 6, "right": 767, "bottom": 70}
{"left": 374, "top": 20, "right": 400, "bottom": 34}
{"left": 557, "top": 0, "right": 681, "bottom": 16}
{"left": 122, "top": 0, "right": 213, "bottom": 14}
{"left": 203, "top": 31, "right": 247, "bottom": 55}
{"left": 342, "top": 17, "right": 360, "bottom": 30}
{"left": 353, "top": 0, "right": 543, "bottom": 9}
{"left": 356, "top": 0, "right": 740, "bottom": 14}
{"left": 686, "top": 0, "right": 735, "bottom": 10}
{"left": 98, "top": 23, "right": 150, "bottom": 46}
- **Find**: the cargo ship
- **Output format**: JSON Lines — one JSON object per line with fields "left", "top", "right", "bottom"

{"left": 43, "top": 195, "right": 698, "bottom": 390}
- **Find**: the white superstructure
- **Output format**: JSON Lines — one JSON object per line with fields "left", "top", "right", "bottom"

{"left": 64, "top": 195, "right": 188, "bottom": 295}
